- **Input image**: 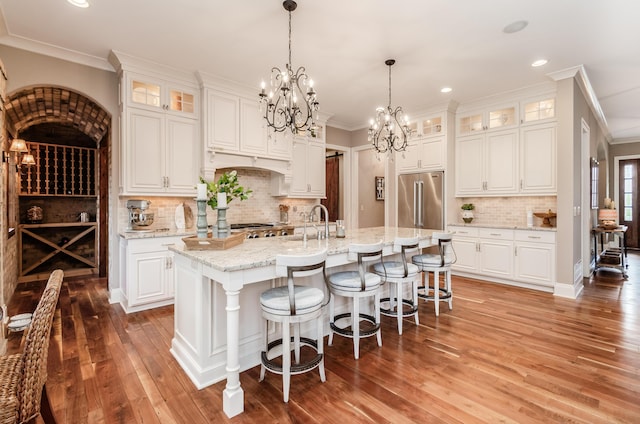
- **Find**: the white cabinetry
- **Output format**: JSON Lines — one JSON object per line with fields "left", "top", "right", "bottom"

{"left": 118, "top": 69, "right": 200, "bottom": 196}
{"left": 455, "top": 93, "right": 557, "bottom": 197}
{"left": 119, "top": 236, "right": 182, "bottom": 313}
{"left": 514, "top": 230, "right": 556, "bottom": 286}
{"left": 457, "top": 103, "right": 518, "bottom": 135}
{"left": 398, "top": 114, "right": 446, "bottom": 173}
{"left": 455, "top": 129, "right": 518, "bottom": 196}
{"left": 289, "top": 137, "right": 326, "bottom": 197}
{"left": 449, "top": 226, "right": 555, "bottom": 290}
{"left": 205, "top": 89, "right": 292, "bottom": 160}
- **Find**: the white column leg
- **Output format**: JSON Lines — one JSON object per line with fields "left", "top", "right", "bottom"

{"left": 353, "top": 296, "right": 360, "bottom": 359}
{"left": 397, "top": 280, "right": 403, "bottom": 335}
{"left": 282, "top": 318, "right": 291, "bottom": 403}
{"left": 434, "top": 271, "right": 440, "bottom": 316}
{"left": 223, "top": 288, "right": 244, "bottom": 418}
{"left": 293, "top": 323, "right": 301, "bottom": 364}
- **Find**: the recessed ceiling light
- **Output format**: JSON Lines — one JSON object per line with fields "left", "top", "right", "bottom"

{"left": 531, "top": 59, "right": 548, "bottom": 67}
{"left": 67, "top": 0, "right": 89, "bottom": 8}
{"left": 503, "top": 20, "right": 528, "bottom": 34}
{"left": 440, "top": 87, "right": 452, "bottom": 93}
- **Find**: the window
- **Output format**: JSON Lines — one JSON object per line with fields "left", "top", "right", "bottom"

{"left": 623, "top": 163, "right": 633, "bottom": 221}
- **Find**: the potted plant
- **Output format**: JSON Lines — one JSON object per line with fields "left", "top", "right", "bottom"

{"left": 199, "top": 170, "right": 253, "bottom": 210}
{"left": 461, "top": 203, "right": 475, "bottom": 223}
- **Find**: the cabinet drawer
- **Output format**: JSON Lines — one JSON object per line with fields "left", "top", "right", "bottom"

{"left": 514, "top": 230, "right": 555, "bottom": 244}
{"left": 478, "top": 228, "right": 514, "bottom": 240}
{"left": 126, "top": 236, "right": 184, "bottom": 253}
{"left": 449, "top": 226, "right": 478, "bottom": 238}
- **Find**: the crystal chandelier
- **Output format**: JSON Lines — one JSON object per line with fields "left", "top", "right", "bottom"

{"left": 259, "top": 0, "right": 319, "bottom": 135}
{"left": 368, "top": 59, "right": 412, "bottom": 155}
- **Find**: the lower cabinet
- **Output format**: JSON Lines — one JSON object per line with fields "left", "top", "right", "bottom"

{"left": 449, "top": 226, "right": 555, "bottom": 290}
{"left": 119, "top": 235, "right": 183, "bottom": 313}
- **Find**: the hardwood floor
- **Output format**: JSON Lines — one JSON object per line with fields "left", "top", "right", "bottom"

{"left": 7, "top": 255, "right": 640, "bottom": 423}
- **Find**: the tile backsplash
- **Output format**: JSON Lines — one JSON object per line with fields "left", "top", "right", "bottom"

{"left": 118, "top": 168, "right": 317, "bottom": 231}
{"left": 454, "top": 196, "right": 557, "bottom": 227}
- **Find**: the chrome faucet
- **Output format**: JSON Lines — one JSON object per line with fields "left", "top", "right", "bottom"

{"left": 310, "top": 204, "right": 330, "bottom": 240}
{"left": 299, "top": 211, "right": 308, "bottom": 243}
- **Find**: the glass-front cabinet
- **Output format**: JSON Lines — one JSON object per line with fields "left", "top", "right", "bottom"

{"left": 127, "top": 74, "right": 197, "bottom": 118}
{"left": 521, "top": 97, "right": 555, "bottom": 124}
{"left": 457, "top": 103, "right": 518, "bottom": 135}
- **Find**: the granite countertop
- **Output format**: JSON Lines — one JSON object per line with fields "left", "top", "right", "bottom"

{"left": 119, "top": 227, "right": 196, "bottom": 239}
{"left": 170, "top": 226, "right": 436, "bottom": 272}
{"left": 448, "top": 223, "right": 557, "bottom": 232}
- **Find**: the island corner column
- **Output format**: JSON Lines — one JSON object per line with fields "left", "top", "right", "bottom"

{"left": 222, "top": 284, "right": 244, "bottom": 417}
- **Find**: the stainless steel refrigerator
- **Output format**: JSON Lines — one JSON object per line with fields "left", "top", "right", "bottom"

{"left": 398, "top": 171, "right": 444, "bottom": 230}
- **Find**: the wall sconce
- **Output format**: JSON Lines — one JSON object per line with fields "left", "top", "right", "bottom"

{"left": 21, "top": 154, "right": 36, "bottom": 166}
{"left": 6, "top": 138, "right": 31, "bottom": 172}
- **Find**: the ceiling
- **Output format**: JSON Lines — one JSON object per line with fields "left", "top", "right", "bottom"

{"left": 1, "top": 0, "right": 639, "bottom": 142}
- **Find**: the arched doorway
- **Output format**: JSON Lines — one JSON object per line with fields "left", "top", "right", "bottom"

{"left": 4, "top": 86, "right": 111, "bottom": 278}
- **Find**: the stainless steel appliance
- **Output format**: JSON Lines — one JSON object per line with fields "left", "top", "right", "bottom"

{"left": 230, "top": 223, "right": 295, "bottom": 239}
{"left": 126, "top": 199, "right": 154, "bottom": 230}
{"left": 397, "top": 171, "right": 444, "bottom": 230}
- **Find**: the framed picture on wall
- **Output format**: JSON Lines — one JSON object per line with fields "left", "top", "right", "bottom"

{"left": 375, "top": 176, "right": 384, "bottom": 201}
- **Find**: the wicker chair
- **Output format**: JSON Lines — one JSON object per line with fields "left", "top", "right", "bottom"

{"left": 0, "top": 269, "right": 63, "bottom": 424}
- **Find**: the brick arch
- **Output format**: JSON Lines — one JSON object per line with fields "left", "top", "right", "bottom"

{"left": 4, "top": 86, "right": 110, "bottom": 142}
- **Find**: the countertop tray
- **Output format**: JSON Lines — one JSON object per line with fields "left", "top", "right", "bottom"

{"left": 182, "top": 232, "right": 245, "bottom": 250}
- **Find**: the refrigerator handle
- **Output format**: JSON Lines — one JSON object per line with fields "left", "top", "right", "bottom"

{"left": 413, "top": 181, "right": 418, "bottom": 226}
{"left": 418, "top": 181, "right": 424, "bottom": 227}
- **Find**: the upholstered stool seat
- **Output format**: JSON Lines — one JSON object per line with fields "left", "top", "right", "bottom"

{"left": 373, "top": 237, "right": 421, "bottom": 335}
{"left": 328, "top": 242, "right": 383, "bottom": 360}
{"left": 259, "top": 250, "right": 329, "bottom": 403}
{"left": 412, "top": 232, "right": 456, "bottom": 316}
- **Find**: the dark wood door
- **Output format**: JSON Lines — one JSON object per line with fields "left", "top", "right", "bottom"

{"left": 619, "top": 159, "right": 639, "bottom": 249}
{"left": 322, "top": 155, "right": 339, "bottom": 221}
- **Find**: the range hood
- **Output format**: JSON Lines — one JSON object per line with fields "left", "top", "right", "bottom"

{"left": 204, "top": 150, "right": 292, "bottom": 183}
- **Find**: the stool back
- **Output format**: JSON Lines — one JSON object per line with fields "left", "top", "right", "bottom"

{"left": 433, "top": 232, "right": 456, "bottom": 267}
{"left": 348, "top": 242, "right": 383, "bottom": 291}
{"left": 392, "top": 237, "right": 420, "bottom": 278}
{"left": 275, "top": 250, "right": 329, "bottom": 315}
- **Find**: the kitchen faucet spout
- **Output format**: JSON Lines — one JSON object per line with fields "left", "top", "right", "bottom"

{"left": 310, "top": 204, "right": 330, "bottom": 239}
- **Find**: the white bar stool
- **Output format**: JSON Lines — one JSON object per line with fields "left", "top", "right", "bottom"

{"left": 373, "top": 237, "right": 421, "bottom": 335}
{"left": 327, "top": 242, "right": 383, "bottom": 359}
{"left": 259, "top": 249, "right": 329, "bottom": 403}
{"left": 412, "top": 232, "right": 456, "bottom": 316}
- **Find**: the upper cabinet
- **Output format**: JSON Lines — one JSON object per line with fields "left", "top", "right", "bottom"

{"left": 126, "top": 73, "right": 198, "bottom": 118}
{"left": 457, "top": 102, "right": 518, "bottom": 135}
{"left": 455, "top": 91, "right": 556, "bottom": 197}
{"left": 110, "top": 51, "right": 201, "bottom": 196}
{"left": 397, "top": 113, "right": 447, "bottom": 173}
{"left": 204, "top": 88, "right": 292, "bottom": 161}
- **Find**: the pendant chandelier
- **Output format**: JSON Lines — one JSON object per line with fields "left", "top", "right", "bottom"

{"left": 259, "top": 0, "right": 319, "bottom": 135}
{"left": 368, "top": 59, "right": 412, "bottom": 155}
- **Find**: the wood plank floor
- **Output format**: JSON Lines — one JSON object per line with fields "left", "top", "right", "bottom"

{"left": 7, "top": 254, "right": 640, "bottom": 423}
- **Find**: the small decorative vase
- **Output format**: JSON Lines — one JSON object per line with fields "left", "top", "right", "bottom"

{"left": 462, "top": 210, "right": 474, "bottom": 224}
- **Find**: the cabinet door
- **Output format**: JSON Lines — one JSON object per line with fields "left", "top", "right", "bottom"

{"left": 485, "top": 130, "right": 518, "bottom": 193}
{"left": 455, "top": 135, "right": 484, "bottom": 195}
{"left": 240, "top": 99, "right": 267, "bottom": 156}
{"left": 166, "top": 115, "right": 199, "bottom": 194}
{"left": 267, "top": 130, "right": 292, "bottom": 159}
{"left": 129, "top": 76, "right": 163, "bottom": 112}
{"left": 451, "top": 238, "right": 478, "bottom": 272}
{"left": 127, "top": 108, "right": 165, "bottom": 193}
{"left": 129, "top": 250, "right": 171, "bottom": 307}
{"left": 479, "top": 240, "right": 513, "bottom": 278}
{"left": 208, "top": 91, "right": 239, "bottom": 152}
{"left": 514, "top": 242, "right": 555, "bottom": 286}
{"left": 167, "top": 84, "right": 197, "bottom": 117}
{"left": 457, "top": 110, "right": 483, "bottom": 135}
{"left": 420, "top": 137, "right": 445, "bottom": 170}
{"left": 307, "top": 141, "right": 326, "bottom": 197}
{"left": 290, "top": 138, "right": 309, "bottom": 195}
{"left": 396, "top": 142, "right": 421, "bottom": 173}
{"left": 520, "top": 123, "right": 556, "bottom": 194}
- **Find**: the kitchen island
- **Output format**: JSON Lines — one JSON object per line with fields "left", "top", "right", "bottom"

{"left": 169, "top": 226, "right": 436, "bottom": 418}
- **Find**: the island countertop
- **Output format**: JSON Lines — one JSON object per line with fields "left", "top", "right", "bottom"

{"left": 169, "top": 226, "right": 437, "bottom": 272}
{"left": 169, "top": 226, "right": 438, "bottom": 418}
